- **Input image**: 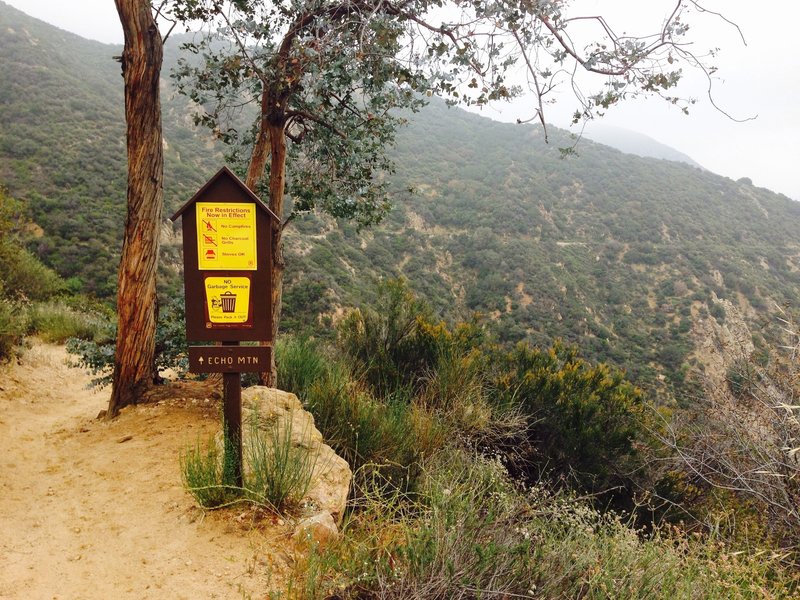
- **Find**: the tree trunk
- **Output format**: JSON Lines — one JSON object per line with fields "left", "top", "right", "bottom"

{"left": 108, "top": 0, "right": 164, "bottom": 418}
{"left": 244, "top": 92, "right": 286, "bottom": 388}
{"left": 245, "top": 92, "right": 272, "bottom": 190}
{"left": 265, "top": 120, "right": 287, "bottom": 387}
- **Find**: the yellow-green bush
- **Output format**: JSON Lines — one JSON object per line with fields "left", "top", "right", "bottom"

{"left": 0, "top": 189, "right": 68, "bottom": 359}
{"left": 493, "top": 340, "right": 650, "bottom": 494}
{"left": 25, "top": 301, "right": 106, "bottom": 343}
{"left": 0, "top": 242, "right": 64, "bottom": 301}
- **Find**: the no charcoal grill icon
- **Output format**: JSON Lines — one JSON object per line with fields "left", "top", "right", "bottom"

{"left": 220, "top": 292, "right": 237, "bottom": 313}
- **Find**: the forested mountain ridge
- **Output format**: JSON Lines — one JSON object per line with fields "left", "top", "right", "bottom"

{"left": 0, "top": 2, "right": 218, "bottom": 296}
{"left": 2, "top": 1, "right": 800, "bottom": 402}
{"left": 284, "top": 102, "right": 800, "bottom": 397}
{"left": 0, "top": 3, "right": 125, "bottom": 295}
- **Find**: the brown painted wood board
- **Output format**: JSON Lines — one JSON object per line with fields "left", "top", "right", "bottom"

{"left": 188, "top": 345, "right": 272, "bottom": 373}
{"left": 171, "top": 167, "right": 277, "bottom": 342}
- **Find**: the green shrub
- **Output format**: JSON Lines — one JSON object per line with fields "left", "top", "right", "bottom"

{"left": 181, "top": 414, "right": 318, "bottom": 512}
{"left": 337, "top": 278, "right": 443, "bottom": 394}
{"left": 494, "top": 341, "right": 649, "bottom": 493}
{"left": 287, "top": 448, "right": 798, "bottom": 599}
{"left": 25, "top": 301, "right": 106, "bottom": 343}
{"left": 419, "top": 347, "right": 484, "bottom": 414}
{"left": 419, "top": 346, "right": 525, "bottom": 446}
{"left": 0, "top": 190, "right": 63, "bottom": 301}
{"left": 288, "top": 448, "right": 537, "bottom": 598}
{"left": 726, "top": 359, "right": 758, "bottom": 398}
{"left": 304, "top": 366, "right": 421, "bottom": 489}
{"left": 527, "top": 493, "right": 796, "bottom": 599}
{"left": 0, "top": 242, "right": 64, "bottom": 301}
{"left": 276, "top": 335, "right": 329, "bottom": 397}
{"left": 245, "top": 412, "right": 317, "bottom": 511}
{"left": 154, "top": 296, "right": 188, "bottom": 376}
{"left": 709, "top": 301, "right": 726, "bottom": 322}
{"left": 65, "top": 334, "right": 116, "bottom": 387}
{"left": 257, "top": 332, "right": 442, "bottom": 495}
{"left": 385, "top": 451, "right": 536, "bottom": 597}
{"left": 0, "top": 297, "right": 26, "bottom": 360}
{"left": 180, "top": 437, "right": 237, "bottom": 509}
{"left": 333, "top": 282, "right": 650, "bottom": 497}
{"left": 67, "top": 295, "right": 186, "bottom": 386}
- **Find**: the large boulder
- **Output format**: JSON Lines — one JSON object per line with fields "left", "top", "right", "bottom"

{"left": 240, "top": 387, "right": 351, "bottom": 528}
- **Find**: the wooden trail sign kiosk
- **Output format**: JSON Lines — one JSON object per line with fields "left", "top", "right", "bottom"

{"left": 171, "top": 166, "right": 279, "bottom": 486}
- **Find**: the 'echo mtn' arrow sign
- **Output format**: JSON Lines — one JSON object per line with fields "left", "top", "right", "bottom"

{"left": 188, "top": 346, "right": 271, "bottom": 373}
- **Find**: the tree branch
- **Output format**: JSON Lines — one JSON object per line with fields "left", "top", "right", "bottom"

{"left": 510, "top": 28, "right": 549, "bottom": 142}
{"left": 286, "top": 109, "right": 346, "bottom": 138}
{"left": 153, "top": 0, "right": 177, "bottom": 44}
{"left": 215, "top": 7, "right": 266, "bottom": 85}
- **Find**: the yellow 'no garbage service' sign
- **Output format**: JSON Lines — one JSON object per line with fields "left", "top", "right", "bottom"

{"left": 204, "top": 277, "right": 251, "bottom": 324}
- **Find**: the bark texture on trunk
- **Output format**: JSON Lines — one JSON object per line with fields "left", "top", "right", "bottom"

{"left": 245, "top": 93, "right": 272, "bottom": 189}
{"left": 244, "top": 101, "right": 286, "bottom": 388}
{"left": 108, "top": 0, "right": 164, "bottom": 418}
{"left": 265, "top": 121, "right": 287, "bottom": 387}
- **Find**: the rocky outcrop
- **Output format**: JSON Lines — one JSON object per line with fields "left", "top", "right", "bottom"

{"left": 691, "top": 292, "right": 754, "bottom": 400}
{"left": 240, "top": 387, "right": 352, "bottom": 534}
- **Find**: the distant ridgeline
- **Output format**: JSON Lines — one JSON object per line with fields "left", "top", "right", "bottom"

{"left": 2, "top": 2, "right": 800, "bottom": 401}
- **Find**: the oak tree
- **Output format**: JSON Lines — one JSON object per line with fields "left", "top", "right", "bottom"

{"left": 170, "top": 0, "right": 731, "bottom": 384}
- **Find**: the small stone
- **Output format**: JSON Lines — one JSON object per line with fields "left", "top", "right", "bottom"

{"left": 292, "top": 512, "right": 338, "bottom": 548}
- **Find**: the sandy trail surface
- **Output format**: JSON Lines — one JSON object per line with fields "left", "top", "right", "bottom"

{"left": 0, "top": 343, "right": 290, "bottom": 599}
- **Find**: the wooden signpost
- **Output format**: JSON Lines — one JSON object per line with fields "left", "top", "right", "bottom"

{"left": 171, "top": 167, "right": 278, "bottom": 487}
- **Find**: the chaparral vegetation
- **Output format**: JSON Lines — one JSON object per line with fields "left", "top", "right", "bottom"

{"left": 1, "top": 0, "right": 799, "bottom": 596}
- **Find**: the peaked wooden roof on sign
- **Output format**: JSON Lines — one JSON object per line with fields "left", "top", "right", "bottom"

{"left": 170, "top": 166, "right": 280, "bottom": 223}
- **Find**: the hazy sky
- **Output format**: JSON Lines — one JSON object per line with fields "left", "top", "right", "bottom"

{"left": 6, "top": 0, "right": 799, "bottom": 200}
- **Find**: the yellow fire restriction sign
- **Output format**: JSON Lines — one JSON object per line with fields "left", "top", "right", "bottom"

{"left": 196, "top": 202, "right": 257, "bottom": 270}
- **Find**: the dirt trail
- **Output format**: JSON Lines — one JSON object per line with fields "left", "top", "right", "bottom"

{"left": 0, "top": 342, "right": 290, "bottom": 599}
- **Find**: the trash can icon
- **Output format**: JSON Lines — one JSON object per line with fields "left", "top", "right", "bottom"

{"left": 220, "top": 291, "right": 237, "bottom": 313}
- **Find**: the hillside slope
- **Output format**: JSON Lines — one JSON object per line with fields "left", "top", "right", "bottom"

{"left": 0, "top": 2, "right": 218, "bottom": 295}
{"left": 2, "top": 3, "right": 799, "bottom": 401}
{"left": 283, "top": 100, "right": 800, "bottom": 396}
{"left": 583, "top": 125, "right": 704, "bottom": 168}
